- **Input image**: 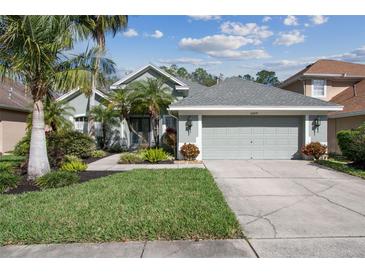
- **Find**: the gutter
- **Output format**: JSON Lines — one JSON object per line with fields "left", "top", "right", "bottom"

{"left": 169, "top": 105, "right": 344, "bottom": 112}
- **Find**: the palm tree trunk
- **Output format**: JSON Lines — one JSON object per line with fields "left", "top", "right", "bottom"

{"left": 28, "top": 100, "right": 51, "bottom": 180}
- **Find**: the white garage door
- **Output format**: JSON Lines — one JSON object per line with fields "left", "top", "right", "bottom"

{"left": 202, "top": 116, "right": 301, "bottom": 160}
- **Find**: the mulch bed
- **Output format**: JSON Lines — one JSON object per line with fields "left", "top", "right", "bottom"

{"left": 5, "top": 170, "right": 123, "bottom": 195}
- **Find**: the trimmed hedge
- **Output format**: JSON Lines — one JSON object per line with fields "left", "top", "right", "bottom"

{"left": 337, "top": 123, "right": 365, "bottom": 164}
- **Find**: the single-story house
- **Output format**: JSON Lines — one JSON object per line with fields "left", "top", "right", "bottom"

{"left": 280, "top": 59, "right": 365, "bottom": 154}
{"left": 0, "top": 78, "right": 31, "bottom": 154}
{"left": 58, "top": 63, "right": 342, "bottom": 160}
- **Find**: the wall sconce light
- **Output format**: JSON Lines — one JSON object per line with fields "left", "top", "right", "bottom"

{"left": 185, "top": 116, "right": 192, "bottom": 133}
{"left": 314, "top": 116, "right": 321, "bottom": 132}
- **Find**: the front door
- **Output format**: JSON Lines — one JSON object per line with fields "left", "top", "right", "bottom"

{"left": 130, "top": 117, "right": 150, "bottom": 146}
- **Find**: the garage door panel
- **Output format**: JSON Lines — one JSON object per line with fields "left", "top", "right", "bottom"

{"left": 202, "top": 116, "right": 301, "bottom": 160}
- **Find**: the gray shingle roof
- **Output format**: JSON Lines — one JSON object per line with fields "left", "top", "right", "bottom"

{"left": 171, "top": 77, "right": 340, "bottom": 107}
{"left": 174, "top": 76, "right": 207, "bottom": 96}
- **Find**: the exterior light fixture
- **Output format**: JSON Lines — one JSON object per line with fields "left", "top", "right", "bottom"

{"left": 314, "top": 117, "right": 321, "bottom": 132}
{"left": 185, "top": 116, "right": 192, "bottom": 133}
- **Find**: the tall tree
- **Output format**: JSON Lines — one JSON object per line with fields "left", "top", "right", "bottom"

{"left": 176, "top": 67, "right": 189, "bottom": 78}
{"left": 131, "top": 78, "right": 174, "bottom": 147}
{"left": 255, "top": 70, "right": 280, "bottom": 86}
{"left": 0, "top": 16, "right": 114, "bottom": 179}
{"left": 192, "top": 68, "right": 216, "bottom": 87}
{"left": 240, "top": 74, "right": 255, "bottom": 81}
{"left": 74, "top": 16, "right": 128, "bottom": 136}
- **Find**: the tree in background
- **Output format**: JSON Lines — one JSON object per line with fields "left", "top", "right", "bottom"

{"left": 255, "top": 70, "right": 280, "bottom": 86}
{"left": 239, "top": 74, "right": 255, "bottom": 81}
{"left": 43, "top": 99, "right": 75, "bottom": 132}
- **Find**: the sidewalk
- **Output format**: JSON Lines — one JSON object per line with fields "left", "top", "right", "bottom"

{"left": 0, "top": 239, "right": 256, "bottom": 258}
{"left": 87, "top": 154, "right": 205, "bottom": 171}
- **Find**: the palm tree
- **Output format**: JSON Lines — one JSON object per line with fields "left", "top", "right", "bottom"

{"left": 0, "top": 16, "right": 114, "bottom": 179}
{"left": 131, "top": 78, "right": 174, "bottom": 147}
{"left": 26, "top": 98, "right": 75, "bottom": 132}
{"left": 73, "top": 16, "right": 128, "bottom": 137}
{"left": 108, "top": 88, "right": 147, "bottom": 143}
{"left": 89, "top": 104, "right": 119, "bottom": 150}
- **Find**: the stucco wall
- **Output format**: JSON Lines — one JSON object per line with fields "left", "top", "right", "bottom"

{"left": 328, "top": 115, "right": 365, "bottom": 154}
{"left": 308, "top": 115, "right": 328, "bottom": 144}
{"left": 284, "top": 80, "right": 304, "bottom": 95}
{"left": 177, "top": 115, "right": 199, "bottom": 159}
{"left": 0, "top": 109, "right": 28, "bottom": 153}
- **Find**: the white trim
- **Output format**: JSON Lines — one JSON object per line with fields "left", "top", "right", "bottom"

{"left": 55, "top": 88, "right": 80, "bottom": 102}
{"left": 110, "top": 63, "right": 188, "bottom": 89}
{"left": 175, "top": 86, "right": 189, "bottom": 90}
{"left": 304, "top": 73, "right": 365, "bottom": 78}
{"left": 305, "top": 115, "right": 311, "bottom": 144}
{"left": 196, "top": 115, "right": 202, "bottom": 161}
{"left": 311, "top": 79, "right": 327, "bottom": 98}
{"left": 169, "top": 105, "right": 343, "bottom": 111}
{"left": 56, "top": 88, "right": 110, "bottom": 102}
{"left": 73, "top": 113, "right": 87, "bottom": 118}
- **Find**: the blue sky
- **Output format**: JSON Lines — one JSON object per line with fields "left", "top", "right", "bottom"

{"left": 84, "top": 15, "right": 365, "bottom": 81}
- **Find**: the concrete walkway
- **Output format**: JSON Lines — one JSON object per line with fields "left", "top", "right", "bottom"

{"left": 204, "top": 160, "right": 365, "bottom": 258}
{"left": 0, "top": 239, "right": 256, "bottom": 258}
{"left": 87, "top": 154, "right": 205, "bottom": 171}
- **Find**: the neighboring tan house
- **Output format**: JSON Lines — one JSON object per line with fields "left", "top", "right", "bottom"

{"left": 280, "top": 59, "right": 365, "bottom": 154}
{"left": 0, "top": 79, "right": 31, "bottom": 154}
{"left": 58, "top": 63, "right": 342, "bottom": 160}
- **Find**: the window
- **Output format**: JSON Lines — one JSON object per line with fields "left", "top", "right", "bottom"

{"left": 164, "top": 115, "right": 177, "bottom": 130}
{"left": 312, "top": 80, "right": 326, "bottom": 97}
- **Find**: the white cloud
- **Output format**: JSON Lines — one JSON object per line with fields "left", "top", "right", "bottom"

{"left": 123, "top": 28, "right": 138, "bottom": 37}
{"left": 263, "top": 59, "right": 312, "bottom": 71}
{"left": 206, "top": 49, "right": 270, "bottom": 60}
{"left": 274, "top": 30, "right": 305, "bottom": 46}
{"left": 179, "top": 34, "right": 258, "bottom": 52}
{"left": 220, "top": 22, "right": 273, "bottom": 42}
{"left": 310, "top": 15, "right": 329, "bottom": 25}
{"left": 158, "top": 57, "right": 222, "bottom": 66}
{"left": 149, "top": 30, "right": 164, "bottom": 39}
{"left": 283, "top": 15, "right": 299, "bottom": 26}
{"left": 188, "top": 15, "right": 221, "bottom": 21}
{"left": 330, "top": 45, "right": 365, "bottom": 63}
{"left": 262, "top": 16, "right": 271, "bottom": 23}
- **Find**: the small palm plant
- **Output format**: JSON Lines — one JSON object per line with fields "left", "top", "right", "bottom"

{"left": 131, "top": 78, "right": 174, "bottom": 147}
{"left": 89, "top": 104, "right": 119, "bottom": 150}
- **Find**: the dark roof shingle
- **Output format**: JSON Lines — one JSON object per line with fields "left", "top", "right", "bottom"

{"left": 0, "top": 78, "right": 31, "bottom": 112}
{"left": 171, "top": 77, "right": 339, "bottom": 107}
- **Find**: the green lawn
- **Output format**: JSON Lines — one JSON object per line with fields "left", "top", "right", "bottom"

{"left": 0, "top": 168, "right": 242, "bottom": 245}
{"left": 316, "top": 159, "right": 365, "bottom": 179}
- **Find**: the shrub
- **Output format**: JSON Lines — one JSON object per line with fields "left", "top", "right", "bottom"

{"left": 13, "top": 130, "right": 95, "bottom": 167}
{"left": 107, "top": 143, "right": 127, "bottom": 153}
{"left": 60, "top": 160, "right": 87, "bottom": 172}
{"left": 142, "top": 148, "right": 170, "bottom": 163}
{"left": 35, "top": 171, "right": 80, "bottom": 189}
{"left": 91, "top": 150, "right": 107, "bottom": 158}
{"left": 180, "top": 143, "right": 200, "bottom": 161}
{"left": 301, "top": 142, "right": 327, "bottom": 160}
{"left": 0, "top": 172, "right": 20, "bottom": 193}
{"left": 13, "top": 133, "right": 30, "bottom": 156}
{"left": 161, "top": 127, "right": 177, "bottom": 156}
{"left": 119, "top": 152, "right": 144, "bottom": 164}
{"left": 0, "top": 162, "right": 15, "bottom": 173}
{"left": 63, "top": 155, "right": 82, "bottom": 163}
{"left": 337, "top": 124, "right": 365, "bottom": 164}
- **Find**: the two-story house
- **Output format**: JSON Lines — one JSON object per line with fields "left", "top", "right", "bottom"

{"left": 280, "top": 59, "right": 365, "bottom": 154}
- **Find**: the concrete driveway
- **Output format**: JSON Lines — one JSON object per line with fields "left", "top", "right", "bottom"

{"left": 204, "top": 160, "right": 365, "bottom": 257}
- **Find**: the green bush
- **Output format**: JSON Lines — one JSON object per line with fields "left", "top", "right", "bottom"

{"left": 63, "top": 155, "right": 82, "bottom": 163}
{"left": 142, "top": 148, "right": 171, "bottom": 163}
{"left": 13, "top": 133, "right": 30, "bottom": 156}
{"left": 0, "top": 172, "right": 20, "bottom": 193}
{"left": 0, "top": 162, "right": 15, "bottom": 173}
{"left": 118, "top": 152, "right": 144, "bottom": 164}
{"left": 180, "top": 143, "right": 200, "bottom": 161}
{"left": 35, "top": 171, "right": 80, "bottom": 189}
{"left": 337, "top": 125, "right": 365, "bottom": 164}
{"left": 91, "top": 150, "right": 107, "bottom": 158}
{"left": 301, "top": 142, "right": 327, "bottom": 160}
{"left": 0, "top": 155, "right": 26, "bottom": 163}
{"left": 60, "top": 160, "right": 87, "bottom": 172}
{"left": 14, "top": 130, "right": 95, "bottom": 167}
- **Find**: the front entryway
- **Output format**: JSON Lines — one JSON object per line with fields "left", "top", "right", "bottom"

{"left": 202, "top": 116, "right": 301, "bottom": 160}
{"left": 130, "top": 117, "right": 150, "bottom": 146}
